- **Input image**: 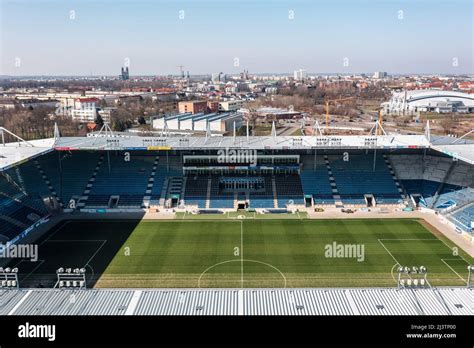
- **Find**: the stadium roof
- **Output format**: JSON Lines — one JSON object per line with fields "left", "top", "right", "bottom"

{"left": 0, "top": 138, "right": 54, "bottom": 171}
{"left": 53, "top": 134, "right": 432, "bottom": 150}
{"left": 429, "top": 134, "right": 474, "bottom": 164}
{"left": 1, "top": 288, "right": 471, "bottom": 315}
{"left": 1, "top": 133, "right": 474, "bottom": 171}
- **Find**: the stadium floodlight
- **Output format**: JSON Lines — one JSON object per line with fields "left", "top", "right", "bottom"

{"left": 55, "top": 266, "right": 86, "bottom": 289}
{"left": 397, "top": 265, "right": 429, "bottom": 289}
{"left": 468, "top": 265, "right": 474, "bottom": 288}
{"left": 0, "top": 267, "right": 20, "bottom": 288}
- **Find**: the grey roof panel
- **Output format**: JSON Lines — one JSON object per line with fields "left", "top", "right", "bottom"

{"left": 1, "top": 288, "right": 471, "bottom": 316}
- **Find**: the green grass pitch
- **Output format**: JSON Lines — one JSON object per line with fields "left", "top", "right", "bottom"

{"left": 15, "top": 218, "right": 473, "bottom": 288}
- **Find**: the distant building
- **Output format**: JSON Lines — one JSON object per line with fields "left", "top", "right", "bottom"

{"left": 0, "top": 98, "right": 16, "bottom": 109}
{"left": 153, "top": 112, "right": 242, "bottom": 133}
{"left": 373, "top": 71, "right": 387, "bottom": 79}
{"left": 239, "top": 107, "right": 303, "bottom": 121}
{"left": 218, "top": 100, "right": 243, "bottom": 112}
{"left": 178, "top": 100, "right": 207, "bottom": 114}
{"left": 70, "top": 98, "right": 99, "bottom": 122}
{"left": 16, "top": 98, "right": 58, "bottom": 109}
{"left": 120, "top": 66, "right": 130, "bottom": 81}
{"left": 211, "top": 72, "right": 226, "bottom": 83}
{"left": 240, "top": 69, "right": 250, "bottom": 80}
{"left": 207, "top": 101, "right": 219, "bottom": 113}
{"left": 264, "top": 86, "right": 278, "bottom": 94}
{"left": 382, "top": 90, "right": 474, "bottom": 114}
{"left": 293, "top": 69, "right": 306, "bottom": 81}
{"left": 225, "top": 85, "right": 238, "bottom": 94}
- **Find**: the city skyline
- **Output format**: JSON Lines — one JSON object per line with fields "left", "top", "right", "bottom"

{"left": 1, "top": 0, "right": 473, "bottom": 76}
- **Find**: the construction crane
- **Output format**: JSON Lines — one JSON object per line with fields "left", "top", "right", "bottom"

{"left": 324, "top": 96, "right": 356, "bottom": 129}
{"left": 377, "top": 108, "right": 384, "bottom": 135}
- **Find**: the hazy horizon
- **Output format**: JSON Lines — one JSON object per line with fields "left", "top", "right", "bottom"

{"left": 1, "top": 0, "right": 473, "bottom": 76}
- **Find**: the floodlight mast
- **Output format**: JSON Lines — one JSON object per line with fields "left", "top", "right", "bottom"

{"left": 0, "top": 267, "right": 20, "bottom": 289}
{"left": 55, "top": 267, "right": 87, "bottom": 289}
{"left": 468, "top": 265, "right": 474, "bottom": 288}
{"left": 396, "top": 265, "right": 429, "bottom": 289}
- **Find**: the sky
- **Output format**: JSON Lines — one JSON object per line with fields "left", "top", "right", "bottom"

{"left": 0, "top": 0, "right": 473, "bottom": 76}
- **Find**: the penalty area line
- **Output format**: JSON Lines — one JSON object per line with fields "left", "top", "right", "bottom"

{"left": 440, "top": 259, "right": 467, "bottom": 283}
{"left": 84, "top": 240, "right": 107, "bottom": 268}
{"left": 377, "top": 239, "right": 401, "bottom": 266}
{"left": 379, "top": 238, "right": 469, "bottom": 283}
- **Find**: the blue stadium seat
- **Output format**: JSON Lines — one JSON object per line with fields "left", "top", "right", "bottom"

{"left": 450, "top": 205, "right": 474, "bottom": 232}
{"left": 328, "top": 154, "right": 400, "bottom": 204}
{"left": 37, "top": 151, "right": 100, "bottom": 205}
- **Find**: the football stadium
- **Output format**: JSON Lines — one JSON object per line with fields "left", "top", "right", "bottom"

{"left": 0, "top": 124, "right": 473, "bottom": 315}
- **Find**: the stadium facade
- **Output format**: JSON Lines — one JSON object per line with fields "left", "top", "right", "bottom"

{"left": 1, "top": 126, "right": 473, "bottom": 244}
{"left": 0, "top": 125, "right": 473, "bottom": 315}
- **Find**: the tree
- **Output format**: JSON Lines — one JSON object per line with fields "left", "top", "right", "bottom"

{"left": 440, "top": 117, "right": 456, "bottom": 135}
{"left": 95, "top": 114, "right": 104, "bottom": 128}
{"left": 137, "top": 116, "right": 147, "bottom": 125}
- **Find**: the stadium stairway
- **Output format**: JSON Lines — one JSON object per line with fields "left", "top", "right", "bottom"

{"left": 205, "top": 178, "right": 212, "bottom": 209}
{"left": 163, "top": 177, "right": 184, "bottom": 207}
{"left": 300, "top": 155, "right": 334, "bottom": 206}
{"left": 83, "top": 153, "right": 155, "bottom": 208}
{"left": 77, "top": 154, "right": 105, "bottom": 209}
{"left": 382, "top": 155, "right": 406, "bottom": 201}
{"left": 233, "top": 192, "right": 238, "bottom": 210}
{"left": 327, "top": 154, "right": 402, "bottom": 206}
{"left": 158, "top": 178, "right": 169, "bottom": 207}
{"left": 271, "top": 177, "right": 278, "bottom": 209}
{"left": 5, "top": 160, "right": 51, "bottom": 204}
{"left": 324, "top": 155, "right": 343, "bottom": 207}
{"left": 36, "top": 151, "right": 102, "bottom": 209}
{"left": 142, "top": 156, "right": 160, "bottom": 208}
{"left": 33, "top": 159, "right": 63, "bottom": 208}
